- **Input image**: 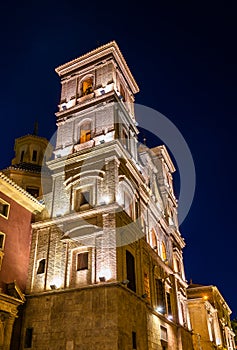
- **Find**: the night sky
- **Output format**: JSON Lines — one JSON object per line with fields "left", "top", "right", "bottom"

{"left": 1, "top": 1, "right": 236, "bottom": 317}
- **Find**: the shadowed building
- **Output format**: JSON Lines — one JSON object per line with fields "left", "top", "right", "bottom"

{"left": 2, "top": 126, "right": 53, "bottom": 199}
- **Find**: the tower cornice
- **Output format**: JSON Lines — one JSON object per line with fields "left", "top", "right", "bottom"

{"left": 55, "top": 41, "right": 139, "bottom": 94}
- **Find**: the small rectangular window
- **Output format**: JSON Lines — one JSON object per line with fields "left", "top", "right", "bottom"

{"left": 0, "top": 199, "right": 10, "bottom": 219}
{"left": 160, "top": 326, "right": 168, "bottom": 341}
{"left": 132, "top": 331, "right": 137, "bottom": 349}
{"left": 24, "top": 327, "right": 33, "bottom": 348}
{"left": 32, "top": 150, "right": 37, "bottom": 162}
{"left": 77, "top": 252, "right": 88, "bottom": 271}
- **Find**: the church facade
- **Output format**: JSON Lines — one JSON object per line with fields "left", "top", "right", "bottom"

{"left": 19, "top": 41, "right": 194, "bottom": 349}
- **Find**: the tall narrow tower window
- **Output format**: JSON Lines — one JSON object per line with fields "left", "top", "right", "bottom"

{"left": 161, "top": 242, "right": 167, "bottom": 262}
{"left": 150, "top": 228, "right": 157, "bottom": 250}
{"left": 24, "top": 328, "right": 33, "bottom": 348}
{"left": 20, "top": 150, "right": 24, "bottom": 162}
{"left": 132, "top": 331, "right": 137, "bottom": 349}
{"left": 32, "top": 150, "right": 37, "bottom": 162}
{"left": 126, "top": 250, "right": 136, "bottom": 292}
{"left": 79, "top": 121, "right": 91, "bottom": 144}
{"left": 120, "top": 84, "right": 126, "bottom": 101}
{"left": 166, "top": 292, "right": 172, "bottom": 316}
{"left": 0, "top": 232, "right": 6, "bottom": 250}
{"left": 37, "top": 259, "right": 46, "bottom": 274}
{"left": 122, "top": 128, "right": 129, "bottom": 149}
{"left": 156, "top": 279, "right": 165, "bottom": 313}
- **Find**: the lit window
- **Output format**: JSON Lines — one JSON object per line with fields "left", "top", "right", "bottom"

{"left": 150, "top": 228, "right": 157, "bottom": 250}
{"left": 81, "top": 77, "right": 93, "bottom": 96}
{"left": 144, "top": 272, "right": 150, "bottom": 301}
{"left": 0, "top": 199, "right": 10, "bottom": 219}
{"left": 0, "top": 232, "right": 6, "bottom": 250}
{"left": 77, "top": 252, "right": 88, "bottom": 271}
{"left": 80, "top": 121, "right": 91, "bottom": 143}
{"left": 0, "top": 232, "right": 5, "bottom": 271}
{"left": 161, "top": 242, "right": 167, "bottom": 262}
{"left": 37, "top": 259, "right": 46, "bottom": 274}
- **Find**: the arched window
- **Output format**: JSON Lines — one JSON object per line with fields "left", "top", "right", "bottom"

{"left": 150, "top": 228, "right": 157, "bottom": 250}
{"left": 124, "top": 192, "right": 133, "bottom": 217}
{"left": 81, "top": 77, "right": 93, "bottom": 96}
{"left": 79, "top": 121, "right": 91, "bottom": 144}
{"left": 161, "top": 241, "right": 167, "bottom": 262}
{"left": 120, "top": 84, "right": 126, "bottom": 101}
{"left": 126, "top": 250, "right": 136, "bottom": 292}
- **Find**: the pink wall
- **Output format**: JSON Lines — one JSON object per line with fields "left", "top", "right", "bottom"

{"left": 0, "top": 191, "right": 33, "bottom": 292}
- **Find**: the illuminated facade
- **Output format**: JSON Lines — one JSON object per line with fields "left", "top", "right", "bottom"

{"left": 187, "top": 283, "right": 236, "bottom": 350}
{"left": 17, "top": 41, "right": 195, "bottom": 349}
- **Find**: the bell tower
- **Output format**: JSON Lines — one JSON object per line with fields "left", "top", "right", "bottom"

{"left": 54, "top": 40, "right": 139, "bottom": 160}
{"left": 21, "top": 41, "right": 193, "bottom": 350}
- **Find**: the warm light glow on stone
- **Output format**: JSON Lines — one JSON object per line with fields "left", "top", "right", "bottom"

{"left": 51, "top": 277, "right": 63, "bottom": 289}
{"left": 99, "top": 267, "right": 112, "bottom": 281}
{"left": 101, "top": 195, "right": 110, "bottom": 204}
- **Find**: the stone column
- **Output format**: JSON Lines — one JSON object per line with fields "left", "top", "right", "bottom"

{"left": 3, "top": 314, "right": 16, "bottom": 350}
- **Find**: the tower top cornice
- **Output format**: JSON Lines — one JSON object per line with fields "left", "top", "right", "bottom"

{"left": 55, "top": 40, "right": 139, "bottom": 94}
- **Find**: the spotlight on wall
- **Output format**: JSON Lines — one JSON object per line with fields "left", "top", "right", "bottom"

{"left": 99, "top": 276, "right": 106, "bottom": 282}
{"left": 50, "top": 284, "right": 57, "bottom": 290}
{"left": 167, "top": 315, "right": 173, "bottom": 321}
{"left": 155, "top": 306, "right": 164, "bottom": 313}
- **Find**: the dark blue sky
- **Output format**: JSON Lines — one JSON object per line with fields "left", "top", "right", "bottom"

{"left": 1, "top": 1, "right": 236, "bottom": 317}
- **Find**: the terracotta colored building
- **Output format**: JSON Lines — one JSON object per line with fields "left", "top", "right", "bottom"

{"left": 0, "top": 172, "right": 44, "bottom": 349}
